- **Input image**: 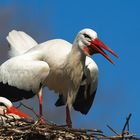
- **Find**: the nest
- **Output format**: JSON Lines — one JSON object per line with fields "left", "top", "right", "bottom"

{"left": 0, "top": 104, "right": 139, "bottom": 140}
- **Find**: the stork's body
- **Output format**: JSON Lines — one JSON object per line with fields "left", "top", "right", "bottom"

{"left": 0, "top": 29, "right": 118, "bottom": 127}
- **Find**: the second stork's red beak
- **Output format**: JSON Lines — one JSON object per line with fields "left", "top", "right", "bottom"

{"left": 91, "top": 38, "right": 118, "bottom": 64}
{"left": 7, "top": 106, "right": 32, "bottom": 119}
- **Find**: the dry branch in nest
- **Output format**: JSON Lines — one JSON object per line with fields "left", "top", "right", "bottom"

{"left": 0, "top": 104, "right": 139, "bottom": 140}
{"left": 0, "top": 118, "right": 104, "bottom": 140}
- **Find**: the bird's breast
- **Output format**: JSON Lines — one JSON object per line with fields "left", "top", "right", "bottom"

{"left": 44, "top": 60, "right": 84, "bottom": 100}
{"left": 45, "top": 68, "right": 69, "bottom": 94}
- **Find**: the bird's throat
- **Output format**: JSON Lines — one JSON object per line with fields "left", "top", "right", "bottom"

{"left": 64, "top": 45, "right": 86, "bottom": 90}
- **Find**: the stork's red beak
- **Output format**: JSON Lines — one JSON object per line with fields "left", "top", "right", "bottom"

{"left": 7, "top": 106, "right": 32, "bottom": 120}
{"left": 91, "top": 38, "right": 118, "bottom": 64}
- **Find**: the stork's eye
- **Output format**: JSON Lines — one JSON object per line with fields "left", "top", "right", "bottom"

{"left": 0, "top": 102, "right": 7, "bottom": 107}
{"left": 83, "top": 34, "right": 91, "bottom": 39}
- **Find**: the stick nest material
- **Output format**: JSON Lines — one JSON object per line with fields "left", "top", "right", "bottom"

{"left": 0, "top": 104, "right": 139, "bottom": 140}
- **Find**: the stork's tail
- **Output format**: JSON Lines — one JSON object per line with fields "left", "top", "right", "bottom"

{"left": 7, "top": 30, "right": 38, "bottom": 57}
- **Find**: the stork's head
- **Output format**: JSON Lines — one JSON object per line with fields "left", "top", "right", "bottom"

{"left": 75, "top": 28, "right": 118, "bottom": 64}
{"left": 0, "top": 97, "right": 12, "bottom": 109}
{"left": 0, "top": 97, "right": 31, "bottom": 119}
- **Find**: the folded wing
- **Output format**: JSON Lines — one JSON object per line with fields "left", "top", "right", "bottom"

{"left": 73, "top": 57, "right": 98, "bottom": 114}
{"left": 0, "top": 57, "right": 50, "bottom": 102}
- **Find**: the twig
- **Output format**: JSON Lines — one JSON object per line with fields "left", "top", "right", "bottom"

{"left": 16, "top": 102, "right": 39, "bottom": 118}
{"left": 122, "top": 113, "right": 132, "bottom": 134}
{"left": 97, "top": 133, "right": 137, "bottom": 139}
{"left": 107, "top": 124, "right": 119, "bottom": 136}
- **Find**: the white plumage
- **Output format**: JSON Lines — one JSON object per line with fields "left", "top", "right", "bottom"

{"left": 0, "top": 56, "right": 50, "bottom": 93}
{"left": 0, "top": 29, "right": 117, "bottom": 127}
{"left": 7, "top": 30, "right": 38, "bottom": 57}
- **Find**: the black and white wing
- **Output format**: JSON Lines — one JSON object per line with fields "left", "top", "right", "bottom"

{"left": 73, "top": 56, "right": 98, "bottom": 114}
{"left": 0, "top": 56, "right": 50, "bottom": 102}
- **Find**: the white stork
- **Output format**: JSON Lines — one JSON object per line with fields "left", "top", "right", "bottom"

{"left": 0, "top": 97, "right": 31, "bottom": 120}
{"left": 0, "top": 28, "right": 118, "bottom": 127}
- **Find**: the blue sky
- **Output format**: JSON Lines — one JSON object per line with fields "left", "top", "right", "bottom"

{"left": 0, "top": 0, "right": 140, "bottom": 136}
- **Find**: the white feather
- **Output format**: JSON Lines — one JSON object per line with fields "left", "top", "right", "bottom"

{"left": 7, "top": 30, "right": 38, "bottom": 57}
{"left": 85, "top": 57, "right": 98, "bottom": 94}
{"left": 0, "top": 97, "right": 12, "bottom": 107}
{"left": 0, "top": 55, "right": 50, "bottom": 93}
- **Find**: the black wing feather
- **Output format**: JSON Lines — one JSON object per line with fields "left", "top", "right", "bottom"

{"left": 0, "top": 82, "right": 35, "bottom": 102}
{"left": 55, "top": 94, "right": 65, "bottom": 106}
{"left": 73, "top": 83, "right": 97, "bottom": 115}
